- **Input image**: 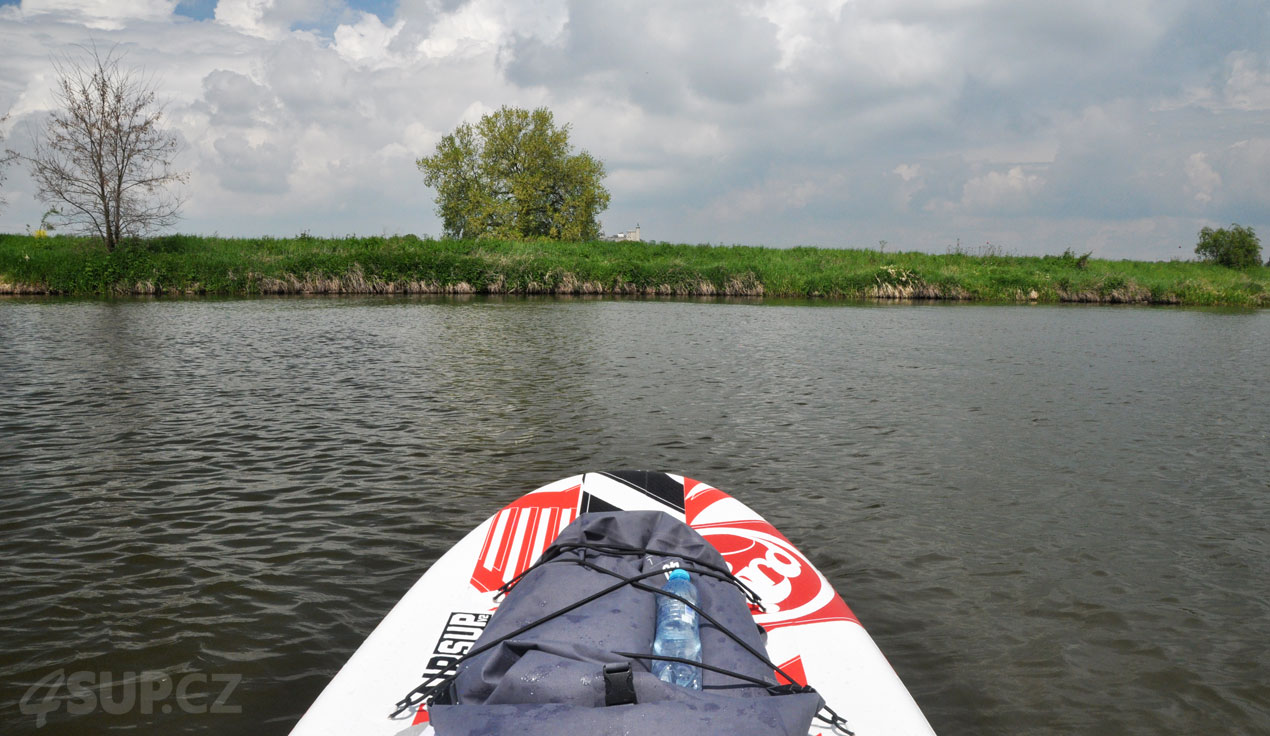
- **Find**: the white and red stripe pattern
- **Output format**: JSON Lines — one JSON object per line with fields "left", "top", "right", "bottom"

{"left": 470, "top": 485, "right": 581, "bottom": 593}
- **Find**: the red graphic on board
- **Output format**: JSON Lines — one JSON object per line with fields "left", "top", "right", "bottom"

{"left": 683, "top": 478, "right": 729, "bottom": 521}
{"left": 774, "top": 655, "right": 808, "bottom": 687}
{"left": 469, "top": 485, "right": 581, "bottom": 593}
{"left": 684, "top": 478, "right": 856, "bottom": 630}
{"left": 412, "top": 705, "right": 430, "bottom": 725}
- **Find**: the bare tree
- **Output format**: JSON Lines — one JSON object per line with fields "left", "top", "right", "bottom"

{"left": 20, "top": 45, "right": 186, "bottom": 250}
{"left": 0, "top": 113, "right": 12, "bottom": 211}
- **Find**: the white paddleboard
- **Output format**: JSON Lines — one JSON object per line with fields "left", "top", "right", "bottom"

{"left": 290, "top": 472, "right": 936, "bottom": 736}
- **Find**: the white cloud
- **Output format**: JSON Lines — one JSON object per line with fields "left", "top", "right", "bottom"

{"left": 1212, "top": 138, "right": 1270, "bottom": 216}
{"left": 1158, "top": 50, "right": 1270, "bottom": 114}
{"left": 333, "top": 12, "right": 406, "bottom": 68}
{"left": 416, "top": 1, "right": 502, "bottom": 59}
{"left": 213, "top": 0, "right": 278, "bottom": 38}
{"left": 959, "top": 167, "right": 1045, "bottom": 213}
{"left": 416, "top": 0, "right": 566, "bottom": 60}
{"left": 210, "top": 134, "right": 296, "bottom": 193}
{"left": 703, "top": 173, "right": 839, "bottom": 223}
{"left": 894, "top": 164, "right": 923, "bottom": 183}
{"left": 200, "top": 69, "right": 278, "bottom": 126}
{"left": 402, "top": 121, "right": 441, "bottom": 157}
{"left": 892, "top": 163, "right": 926, "bottom": 211}
{"left": 12, "top": 0, "right": 176, "bottom": 29}
{"left": 1223, "top": 51, "right": 1270, "bottom": 112}
{"left": 213, "top": 0, "right": 338, "bottom": 40}
{"left": 1184, "top": 153, "right": 1220, "bottom": 204}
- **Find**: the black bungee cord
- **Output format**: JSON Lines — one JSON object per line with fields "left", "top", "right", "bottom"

{"left": 389, "top": 540, "right": 852, "bottom": 734}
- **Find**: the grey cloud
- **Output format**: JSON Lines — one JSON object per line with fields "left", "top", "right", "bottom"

{"left": 595, "top": 2, "right": 1264, "bottom": 247}
{"left": 505, "top": 1, "right": 781, "bottom": 112}
{"left": 210, "top": 134, "right": 296, "bottom": 194}
{"left": 394, "top": 0, "right": 468, "bottom": 23}
{"left": 201, "top": 70, "right": 278, "bottom": 126}
{"left": 1200, "top": 136, "right": 1270, "bottom": 223}
{"left": 1039, "top": 105, "right": 1159, "bottom": 219}
{"left": 1150, "top": 0, "right": 1270, "bottom": 81}
{"left": 264, "top": 38, "right": 360, "bottom": 119}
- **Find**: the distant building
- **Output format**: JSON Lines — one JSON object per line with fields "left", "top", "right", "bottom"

{"left": 605, "top": 224, "right": 641, "bottom": 242}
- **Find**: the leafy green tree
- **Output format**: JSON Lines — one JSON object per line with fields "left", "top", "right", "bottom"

{"left": 417, "top": 106, "right": 609, "bottom": 240}
{"left": 1194, "top": 224, "right": 1261, "bottom": 269}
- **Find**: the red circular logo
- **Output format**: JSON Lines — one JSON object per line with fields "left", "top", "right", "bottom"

{"left": 700, "top": 527, "right": 835, "bottom": 625}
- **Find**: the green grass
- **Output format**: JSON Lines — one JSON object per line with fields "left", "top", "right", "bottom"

{"left": 1, "top": 233, "right": 1267, "bottom": 306}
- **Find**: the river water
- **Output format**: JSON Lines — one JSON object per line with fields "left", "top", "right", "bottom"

{"left": 0, "top": 297, "right": 1266, "bottom": 735}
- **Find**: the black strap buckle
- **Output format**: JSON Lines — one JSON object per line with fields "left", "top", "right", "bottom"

{"left": 603, "top": 662, "right": 637, "bottom": 706}
{"left": 429, "top": 678, "right": 457, "bottom": 706}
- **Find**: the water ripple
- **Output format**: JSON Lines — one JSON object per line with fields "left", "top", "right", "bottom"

{"left": 0, "top": 298, "right": 1267, "bottom": 735}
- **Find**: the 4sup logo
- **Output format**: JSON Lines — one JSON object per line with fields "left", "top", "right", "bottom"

{"left": 410, "top": 612, "right": 490, "bottom": 725}
{"left": 418, "top": 612, "right": 490, "bottom": 686}
{"left": 18, "top": 669, "right": 241, "bottom": 728}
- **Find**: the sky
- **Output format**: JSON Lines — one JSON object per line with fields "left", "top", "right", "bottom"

{"left": 0, "top": 0, "right": 1267, "bottom": 259}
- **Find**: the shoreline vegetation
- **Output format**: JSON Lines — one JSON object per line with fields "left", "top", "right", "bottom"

{"left": 1, "top": 233, "right": 1267, "bottom": 307}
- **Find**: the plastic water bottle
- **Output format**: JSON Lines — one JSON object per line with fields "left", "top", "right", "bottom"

{"left": 652, "top": 568, "right": 702, "bottom": 690}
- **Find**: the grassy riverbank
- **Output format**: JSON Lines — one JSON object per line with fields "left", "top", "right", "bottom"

{"left": 1, "top": 233, "right": 1267, "bottom": 306}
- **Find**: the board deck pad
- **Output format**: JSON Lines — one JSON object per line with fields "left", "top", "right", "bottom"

{"left": 290, "top": 472, "right": 936, "bottom": 736}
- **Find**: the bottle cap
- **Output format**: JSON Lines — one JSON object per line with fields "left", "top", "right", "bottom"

{"left": 668, "top": 568, "right": 689, "bottom": 581}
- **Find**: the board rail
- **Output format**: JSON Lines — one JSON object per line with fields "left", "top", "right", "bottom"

{"left": 290, "top": 471, "right": 936, "bottom": 736}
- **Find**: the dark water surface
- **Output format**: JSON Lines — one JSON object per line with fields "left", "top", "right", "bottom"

{"left": 1, "top": 297, "right": 1267, "bottom": 735}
